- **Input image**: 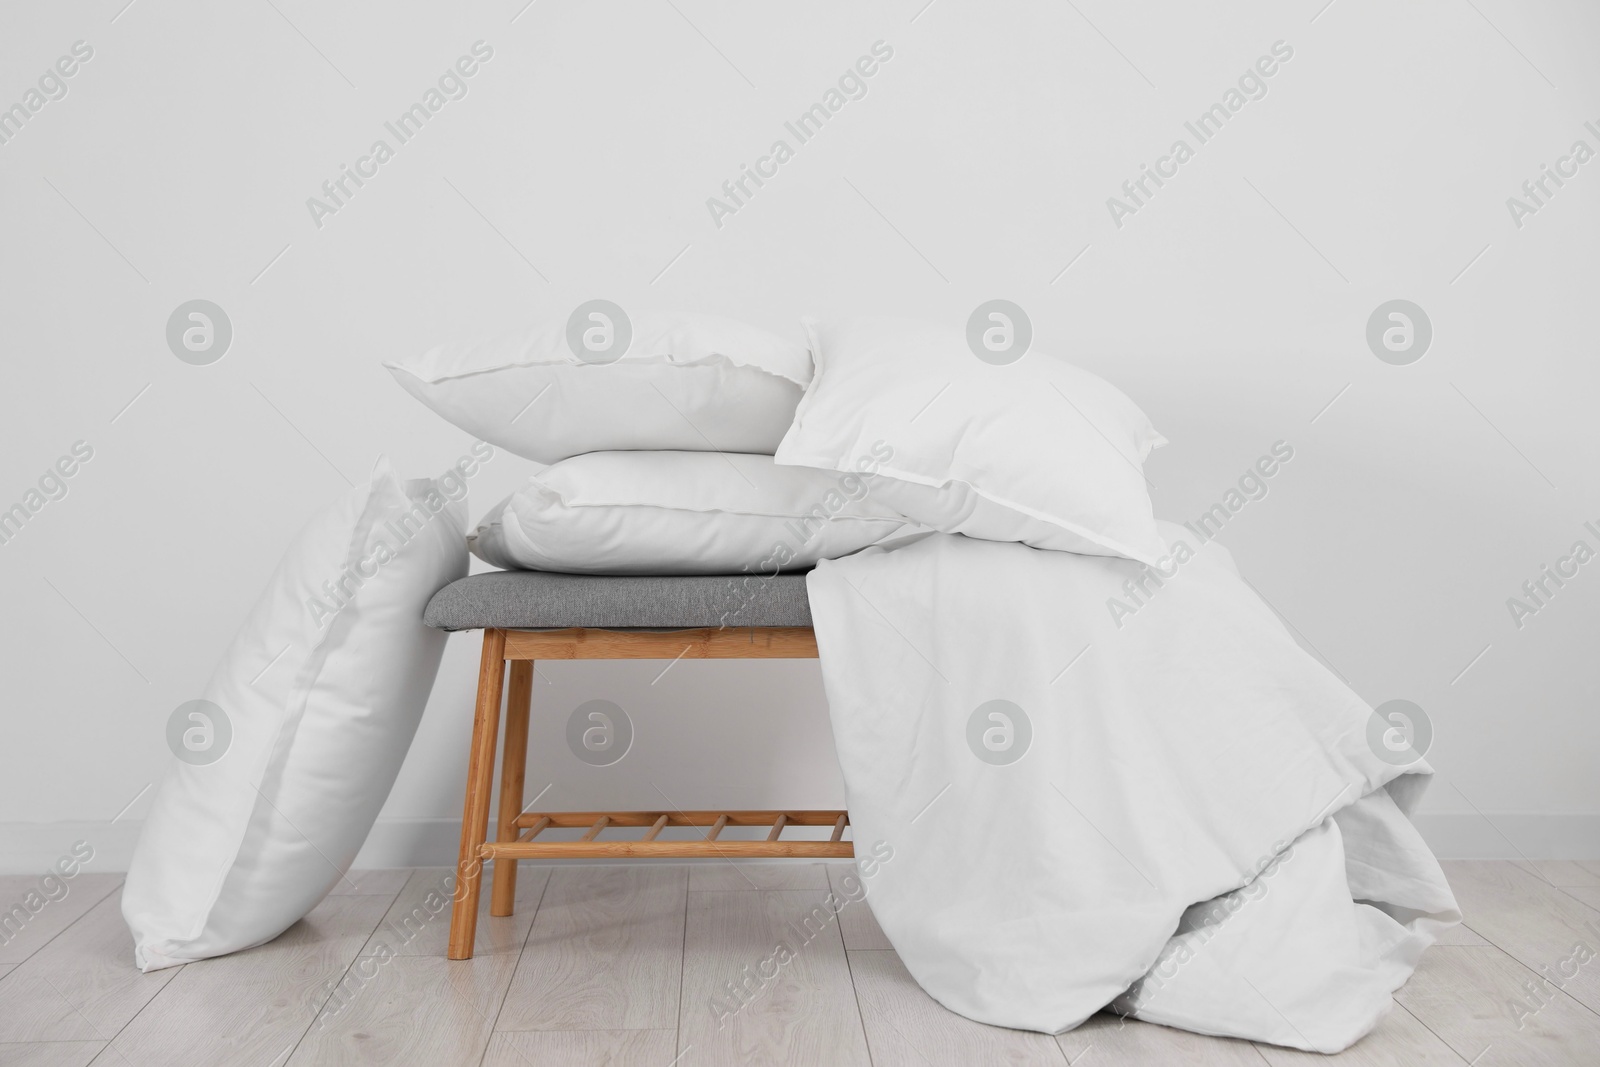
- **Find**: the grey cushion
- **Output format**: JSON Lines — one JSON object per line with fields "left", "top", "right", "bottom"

{"left": 424, "top": 570, "right": 813, "bottom": 631}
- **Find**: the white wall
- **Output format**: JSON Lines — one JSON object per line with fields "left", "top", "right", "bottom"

{"left": 2, "top": 0, "right": 1597, "bottom": 873}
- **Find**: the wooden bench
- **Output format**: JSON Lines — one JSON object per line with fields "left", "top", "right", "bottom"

{"left": 423, "top": 572, "right": 851, "bottom": 960}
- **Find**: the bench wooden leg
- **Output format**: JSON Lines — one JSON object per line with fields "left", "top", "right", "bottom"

{"left": 491, "top": 660, "right": 533, "bottom": 917}
{"left": 448, "top": 629, "right": 507, "bottom": 960}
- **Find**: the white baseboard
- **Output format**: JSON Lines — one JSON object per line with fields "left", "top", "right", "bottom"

{"left": 1, "top": 814, "right": 1595, "bottom": 876}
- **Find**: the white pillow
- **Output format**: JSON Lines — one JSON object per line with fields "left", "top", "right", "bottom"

{"left": 387, "top": 310, "right": 811, "bottom": 463}
{"left": 470, "top": 451, "right": 923, "bottom": 575}
{"left": 122, "top": 458, "right": 467, "bottom": 971}
{"left": 774, "top": 316, "right": 1167, "bottom": 564}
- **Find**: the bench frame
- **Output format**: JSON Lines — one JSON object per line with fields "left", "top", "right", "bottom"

{"left": 447, "top": 626, "right": 851, "bottom": 960}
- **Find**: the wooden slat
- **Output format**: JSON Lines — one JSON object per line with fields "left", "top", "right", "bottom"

{"left": 517, "top": 816, "right": 551, "bottom": 843}
{"left": 503, "top": 627, "right": 817, "bottom": 660}
{"left": 494, "top": 809, "right": 854, "bottom": 858}
{"left": 485, "top": 840, "right": 854, "bottom": 859}
{"left": 513, "top": 810, "right": 846, "bottom": 828}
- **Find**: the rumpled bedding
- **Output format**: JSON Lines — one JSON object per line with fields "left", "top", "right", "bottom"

{"left": 806, "top": 523, "right": 1459, "bottom": 1052}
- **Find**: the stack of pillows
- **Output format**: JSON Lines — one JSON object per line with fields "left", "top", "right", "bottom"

{"left": 121, "top": 307, "right": 1166, "bottom": 974}
{"left": 387, "top": 311, "right": 1169, "bottom": 575}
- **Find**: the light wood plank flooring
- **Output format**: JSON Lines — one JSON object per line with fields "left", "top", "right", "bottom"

{"left": 0, "top": 860, "right": 1594, "bottom": 1066}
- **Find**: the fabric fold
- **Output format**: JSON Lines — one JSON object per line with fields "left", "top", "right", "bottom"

{"left": 806, "top": 525, "right": 1458, "bottom": 1050}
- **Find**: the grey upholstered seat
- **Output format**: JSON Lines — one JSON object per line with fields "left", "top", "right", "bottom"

{"left": 423, "top": 569, "right": 813, "bottom": 631}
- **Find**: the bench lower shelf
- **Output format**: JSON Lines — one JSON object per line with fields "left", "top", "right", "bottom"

{"left": 449, "top": 628, "right": 841, "bottom": 959}
{"left": 481, "top": 809, "right": 854, "bottom": 860}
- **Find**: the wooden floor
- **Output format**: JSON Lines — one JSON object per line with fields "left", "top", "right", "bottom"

{"left": 1, "top": 860, "right": 1597, "bottom": 1066}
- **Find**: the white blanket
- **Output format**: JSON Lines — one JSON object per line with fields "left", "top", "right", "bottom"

{"left": 806, "top": 525, "right": 1459, "bottom": 1052}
